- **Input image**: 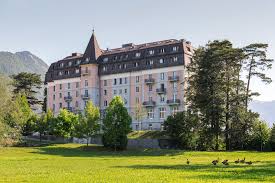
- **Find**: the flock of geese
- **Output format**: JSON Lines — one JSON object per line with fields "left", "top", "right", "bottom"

{"left": 186, "top": 157, "right": 253, "bottom": 166}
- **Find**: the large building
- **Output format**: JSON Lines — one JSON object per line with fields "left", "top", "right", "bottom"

{"left": 45, "top": 32, "right": 194, "bottom": 130}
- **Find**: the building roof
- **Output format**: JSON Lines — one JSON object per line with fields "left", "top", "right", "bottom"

{"left": 83, "top": 32, "right": 102, "bottom": 63}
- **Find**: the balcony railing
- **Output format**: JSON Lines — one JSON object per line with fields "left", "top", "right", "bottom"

{"left": 81, "top": 70, "right": 91, "bottom": 76}
{"left": 168, "top": 76, "right": 179, "bottom": 82}
{"left": 142, "top": 101, "right": 156, "bottom": 107}
{"left": 156, "top": 88, "right": 166, "bottom": 94}
{"left": 81, "top": 94, "right": 90, "bottom": 100}
{"left": 64, "top": 96, "right": 72, "bottom": 101}
{"left": 144, "top": 78, "right": 155, "bottom": 84}
{"left": 65, "top": 107, "right": 73, "bottom": 112}
{"left": 167, "top": 99, "right": 181, "bottom": 105}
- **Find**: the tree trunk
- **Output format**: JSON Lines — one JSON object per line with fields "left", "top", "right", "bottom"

{"left": 245, "top": 56, "right": 253, "bottom": 110}
{"left": 40, "top": 132, "right": 42, "bottom": 143}
{"left": 87, "top": 137, "right": 89, "bottom": 147}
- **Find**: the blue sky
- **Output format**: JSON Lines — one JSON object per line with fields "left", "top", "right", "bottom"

{"left": 0, "top": 0, "right": 274, "bottom": 101}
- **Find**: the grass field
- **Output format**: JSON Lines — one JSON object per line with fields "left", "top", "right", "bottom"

{"left": 0, "top": 144, "right": 275, "bottom": 183}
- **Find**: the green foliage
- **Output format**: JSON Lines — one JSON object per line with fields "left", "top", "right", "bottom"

{"left": 164, "top": 111, "right": 199, "bottom": 149}
{"left": 74, "top": 101, "right": 100, "bottom": 146}
{"left": 248, "top": 120, "right": 271, "bottom": 151}
{"left": 102, "top": 96, "right": 132, "bottom": 150}
{"left": 51, "top": 109, "right": 78, "bottom": 138}
{"left": 11, "top": 72, "right": 43, "bottom": 107}
{"left": 270, "top": 124, "right": 275, "bottom": 151}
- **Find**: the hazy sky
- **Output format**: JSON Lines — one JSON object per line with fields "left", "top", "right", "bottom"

{"left": 0, "top": 0, "right": 274, "bottom": 101}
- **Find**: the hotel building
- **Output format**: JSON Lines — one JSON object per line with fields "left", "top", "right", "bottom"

{"left": 45, "top": 32, "right": 194, "bottom": 130}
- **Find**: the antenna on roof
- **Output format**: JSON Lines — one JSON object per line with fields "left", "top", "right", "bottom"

{"left": 92, "top": 27, "right": 95, "bottom": 34}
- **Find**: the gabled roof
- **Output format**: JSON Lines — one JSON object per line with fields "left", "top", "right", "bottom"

{"left": 83, "top": 32, "right": 102, "bottom": 63}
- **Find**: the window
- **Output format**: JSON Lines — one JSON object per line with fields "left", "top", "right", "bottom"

{"left": 187, "top": 47, "right": 191, "bottom": 52}
{"left": 172, "top": 71, "right": 176, "bottom": 77}
{"left": 103, "top": 66, "right": 107, "bottom": 71}
{"left": 75, "top": 101, "right": 79, "bottom": 108}
{"left": 149, "top": 96, "right": 153, "bottom": 102}
{"left": 85, "top": 90, "right": 88, "bottom": 96}
{"left": 173, "top": 82, "right": 177, "bottom": 89}
{"left": 86, "top": 58, "right": 90, "bottom": 62}
{"left": 125, "top": 89, "right": 127, "bottom": 94}
{"left": 149, "top": 50, "right": 154, "bottom": 55}
{"left": 173, "top": 46, "right": 178, "bottom": 52}
{"left": 124, "top": 98, "right": 128, "bottom": 105}
{"left": 85, "top": 80, "right": 88, "bottom": 87}
{"left": 160, "top": 48, "right": 165, "bottom": 53}
{"left": 147, "top": 108, "right": 154, "bottom": 119}
{"left": 60, "top": 84, "right": 62, "bottom": 90}
{"left": 118, "top": 64, "right": 122, "bottom": 69}
{"left": 53, "top": 86, "right": 56, "bottom": 92}
{"left": 68, "top": 83, "right": 71, "bottom": 89}
{"left": 59, "top": 103, "right": 62, "bottom": 108}
{"left": 113, "top": 79, "right": 117, "bottom": 85}
{"left": 119, "top": 78, "right": 122, "bottom": 84}
{"left": 159, "top": 107, "right": 166, "bottom": 119}
{"left": 53, "top": 104, "right": 55, "bottom": 112}
{"left": 135, "top": 52, "right": 141, "bottom": 57}
{"left": 136, "top": 86, "right": 139, "bottom": 92}
{"left": 149, "top": 85, "right": 152, "bottom": 91}
{"left": 135, "top": 97, "right": 139, "bottom": 104}
{"left": 53, "top": 94, "right": 55, "bottom": 100}
{"left": 149, "top": 124, "right": 153, "bottom": 130}
{"left": 173, "top": 93, "right": 177, "bottom": 101}
{"left": 160, "top": 96, "right": 165, "bottom": 103}
{"left": 159, "top": 58, "right": 164, "bottom": 64}
{"left": 149, "top": 74, "right": 152, "bottom": 79}
{"left": 104, "top": 100, "right": 108, "bottom": 106}
{"left": 113, "top": 56, "right": 118, "bottom": 61}
{"left": 103, "top": 57, "right": 108, "bottom": 62}
{"left": 104, "top": 90, "right": 107, "bottom": 95}
{"left": 134, "top": 62, "right": 139, "bottom": 67}
{"left": 75, "top": 69, "right": 79, "bottom": 74}
{"left": 65, "top": 70, "right": 69, "bottom": 75}
{"left": 59, "top": 93, "right": 62, "bottom": 98}
{"left": 77, "top": 60, "right": 81, "bottom": 65}
{"left": 150, "top": 60, "right": 154, "bottom": 65}
{"left": 76, "top": 82, "right": 79, "bottom": 88}
{"left": 136, "top": 76, "right": 140, "bottom": 83}
{"left": 60, "top": 63, "right": 64, "bottom": 67}
{"left": 119, "top": 89, "right": 122, "bottom": 94}
{"left": 160, "top": 73, "right": 165, "bottom": 80}
{"left": 104, "top": 80, "right": 107, "bottom": 86}
{"left": 171, "top": 106, "right": 179, "bottom": 116}
{"left": 123, "top": 64, "right": 127, "bottom": 69}
{"left": 59, "top": 71, "right": 62, "bottom": 76}
{"left": 76, "top": 91, "right": 79, "bottom": 97}
{"left": 67, "top": 92, "right": 71, "bottom": 97}
{"left": 124, "top": 78, "right": 127, "bottom": 84}
{"left": 69, "top": 62, "right": 72, "bottom": 66}
{"left": 113, "top": 90, "right": 117, "bottom": 95}
{"left": 174, "top": 56, "right": 179, "bottom": 62}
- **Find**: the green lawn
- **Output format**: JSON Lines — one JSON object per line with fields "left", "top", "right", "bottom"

{"left": 0, "top": 144, "right": 274, "bottom": 183}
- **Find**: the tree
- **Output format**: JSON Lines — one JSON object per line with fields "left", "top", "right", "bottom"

{"left": 248, "top": 120, "right": 270, "bottom": 151}
{"left": 133, "top": 103, "right": 147, "bottom": 131}
{"left": 42, "top": 88, "right": 47, "bottom": 112}
{"left": 243, "top": 44, "right": 273, "bottom": 110}
{"left": 74, "top": 101, "right": 100, "bottom": 146}
{"left": 11, "top": 72, "right": 43, "bottom": 108}
{"left": 270, "top": 124, "right": 275, "bottom": 151}
{"left": 102, "top": 96, "right": 132, "bottom": 151}
{"left": 51, "top": 109, "right": 78, "bottom": 138}
{"left": 36, "top": 110, "right": 54, "bottom": 142}
{"left": 164, "top": 111, "right": 198, "bottom": 149}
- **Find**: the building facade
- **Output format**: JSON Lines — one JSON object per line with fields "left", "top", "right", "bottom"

{"left": 45, "top": 32, "right": 194, "bottom": 130}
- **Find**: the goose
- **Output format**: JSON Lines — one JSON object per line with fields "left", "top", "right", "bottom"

{"left": 186, "top": 159, "right": 190, "bottom": 165}
{"left": 235, "top": 159, "right": 240, "bottom": 164}
{"left": 240, "top": 157, "right": 246, "bottom": 163}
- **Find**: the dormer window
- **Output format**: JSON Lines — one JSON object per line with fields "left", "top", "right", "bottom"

{"left": 187, "top": 47, "right": 191, "bottom": 52}
{"left": 123, "top": 64, "right": 127, "bottom": 69}
{"left": 60, "top": 63, "right": 64, "bottom": 67}
{"left": 125, "top": 54, "right": 129, "bottom": 59}
{"left": 68, "top": 62, "right": 72, "bottom": 66}
{"left": 160, "top": 48, "right": 165, "bottom": 53}
{"left": 113, "top": 56, "right": 118, "bottom": 61}
{"left": 173, "top": 57, "right": 178, "bottom": 62}
{"left": 103, "top": 57, "right": 108, "bottom": 62}
{"left": 134, "top": 62, "right": 139, "bottom": 67}
{"left": 75, "top": 69, "right": 79, "bottom": 74}
{"left": 103, "top": 66, "right": 107, "bottom": 71}
{"left": 159, "top": 58, "right": 164, "bottom": 64}
{"left": 59, "top": 71, "right": 62, "bottom": 76}
{"left": 119, "top": 64, "right": 122, "bottom": 69}
{"left": 85, "top": 58, "right": 90, "bottom": 62}
{"left": 150, "top": 60, "right": 154, "bottom": 65}
{"left": 135, "top": 52, "right": 141, "bottom": 58}
{"left": 149, "top": 50, "right": 154, "bottom": 55}
{"left": 173, "top": 46, "right": 179, "bottom": 52}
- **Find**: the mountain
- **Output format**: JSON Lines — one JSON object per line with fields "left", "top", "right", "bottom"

{"left": 0, "top": 51, "right": 48, "bottom": 77}
{"left": 249, "top": 100, "right": 275, "bottom": 127}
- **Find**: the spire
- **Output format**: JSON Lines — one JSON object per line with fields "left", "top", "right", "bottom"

{"left": 83, "top": 30, "right": 102, "bottom": 62}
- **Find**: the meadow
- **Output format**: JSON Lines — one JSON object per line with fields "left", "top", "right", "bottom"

{"left": 0, "top": 143, "right": 274, "bottom": 183}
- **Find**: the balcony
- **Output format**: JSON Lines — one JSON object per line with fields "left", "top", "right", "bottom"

{"left": 156, "top": 88, "right": 166, "bottom": 94}
{"left": 142, "top": 101, "right": 156, "bottom": 107}
{"left": 81, "top": 70, "right": 91, "bottom": 76}
{"left": 167, "top": 99, "right": 181, "bottom": 105}
{"left": 64, "top": 96, "right": 72, "bottom": 101}
{"left": 144, "top": 78, "right": 155, "bottom": 84}
{"left": 81, "top": 94, "right": 90, "bottom": 100}
{"left": 65, "top": 107, "right": 73, "bottom": 112}
{"left": 168, "top": 76, "right": 179, "bottom": 82}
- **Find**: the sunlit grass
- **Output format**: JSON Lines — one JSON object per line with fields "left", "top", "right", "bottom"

{"left": 0, "top": 143, "right": 274, "bottom": 183}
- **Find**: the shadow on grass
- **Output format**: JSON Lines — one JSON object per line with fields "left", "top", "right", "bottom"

{"left": 114, "top": 162, "right": 275, "bottom": 182}
{"left": 31, "top": 145, "right": 182, "bottom": 157}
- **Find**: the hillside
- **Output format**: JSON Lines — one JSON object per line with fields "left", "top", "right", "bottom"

{"left": 0, "top": 51, "right": 48, "bottom": 78}
{"left": 249, "top": 100, "right": 275, "bottom": 127}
